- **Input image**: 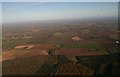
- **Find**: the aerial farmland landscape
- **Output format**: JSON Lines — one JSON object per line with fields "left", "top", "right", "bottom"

{"left": 1, "top": 2, "right": 120, "bottom": 76}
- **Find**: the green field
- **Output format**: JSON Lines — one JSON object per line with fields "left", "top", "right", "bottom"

{"left": 53, "top": 32, "right": 62, "bottom": 36}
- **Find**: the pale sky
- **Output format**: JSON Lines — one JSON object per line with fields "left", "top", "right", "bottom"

{"left": 1, "top": 1, "right": 118, "bottom": 23}
{"left": 1, "top": 0, "right": 120, "bottom": 2}
{"left": 2, "top": 2, "right": 118, "bottom": 23}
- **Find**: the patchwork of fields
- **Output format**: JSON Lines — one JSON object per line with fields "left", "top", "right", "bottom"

{"left": 2, "top": 21, "right": 120, "bottom": 75}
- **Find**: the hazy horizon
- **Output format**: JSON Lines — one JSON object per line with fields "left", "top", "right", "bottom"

{"left": 2, "top": 2, "right": 118, "bottom": 24}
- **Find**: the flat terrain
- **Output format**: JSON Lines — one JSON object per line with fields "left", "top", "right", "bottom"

{"left": 2, "top": 21, "right": 120, "bottom": 75}
{"left": 54, "top": 48, "right": 106, "bottom": 57}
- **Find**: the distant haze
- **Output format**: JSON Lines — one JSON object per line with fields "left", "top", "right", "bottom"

{"left": 2, "top": 2, "right": 118, "bottom": 24}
